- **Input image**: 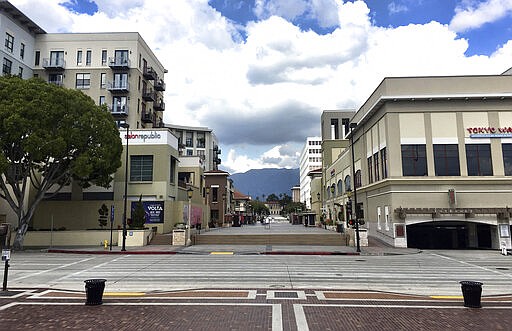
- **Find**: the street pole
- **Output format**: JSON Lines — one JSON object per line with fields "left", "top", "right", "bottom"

{"left": 120, "top": 123, "right": 129, "bottom": 251}
{"left": 205, "top": 187, "right": 210, "bottom": 231}
{"left": 187, "top": 187, "right": 193, "bottom": 246}
{"left": 350, "top": 122, "right": 361, "bottom": 252}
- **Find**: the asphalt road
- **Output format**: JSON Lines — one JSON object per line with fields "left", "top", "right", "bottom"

{"left": 4, "top": 249, "right": 512, "bottom": 296}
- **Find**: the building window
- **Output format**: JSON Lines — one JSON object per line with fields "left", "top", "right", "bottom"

{"left": 212, "top": 187, "right": 218, "bottom": 202}
{"left": 434, "top": 144, "right": 460, "bottom": 176}
{"left": 354, "top": 170, "right": 361, "bottom": 188}
{"left": 381, "top": 148, "right": 387, "bottom": 179}
{"left": 77, "top": 50, "right": 82, "bottom": 65}
{"left": 113, "top": 73, "right": 128, "bottom": 88}
{"left": 20, "top": 43, "right": 25, "bottom": 59}
{"left": 5, "top": 33, "right": 14, "bottom": 52}
{"left": 170, "top": 157, "right": 176, "bottom": 184}
{"left": 114, "top": 50, "right": 129, "bottom": 65}
{"left": 101, "top": 50, "right": 107, "bottom": 65}
{"left": 466, "top": 144, "right": 492, "bottom": 176}
{"left": 384, "top": 206, "right": 390, "bottom": 231}
{"left": 2, "top": 58, "right": 12, "bottom": 75}
{"left": 197, "top": 132, "right": 205, "bottom": 148}
{"left": 48, "top": 73, "right": 63, "bottom": 85}
{"left": 337, "top": 179, "right": 343, "bottom": 196}
{"left": 377, "top": 206, "right": 381, "bottom": 230}
{"left": 34, "top": 50, "right": 40, "bottom": 66}
{"left": 99, "top": 96, "right": 105, "bottom": 106}
{"left": 344, "top": 175, "right": 351, "bottom": 192}
{"left": 185, "top": 132, "right": 193, "bottom": 147}
{"left": 100, "top": 73, "right": 106, "bottom": 88}
{"left": 374, "top": 152, "right": 380, "bottom": 181}
{"left": 367, "top": 157, "right": 373, "bottom": 183}
{"left": 86, "top": 50, "right": 91, "bottom": 66}
{"left": 18, "top": 66, "right": 23, "bottom": 78}
{"left": 503, "top": 144, "right": 512, "bottom": 176}
{"left": 130, "top": 155, "right": 153, "bottom": 181}
{"left": 112, "top": 96, "right": 127, "bottom": 113}
{"left": 186, "top": 149, "right": 193, "bottom": 156}
{"left": 401, "top": 144, "right": 427, "bottom": 176}
{"left": 76, "top": 73, "right": 90, "bottom": 89}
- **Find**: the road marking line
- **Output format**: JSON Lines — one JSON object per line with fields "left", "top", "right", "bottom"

{"left": 294, "top": 304, "right": 309, "bottom": 331}
{"left": 104, "top": 292, "right": 145, "bottom": 296}
{"left": 53, "top": 255, "right": 129, "bottom": 282}
{"left": 272, "top": 304, "right": 283, "bottom": 331}
{"left": 431, "top": 253, "right": 512, "bottom": 279}
{"left": 10, "top": 257, "right": 96, "bottom": 281}
{"left": 210, "top": 252, "right": 234, "bottom": 255}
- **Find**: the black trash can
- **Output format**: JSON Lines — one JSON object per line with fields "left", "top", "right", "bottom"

{"left": 84, "top": 279, "right": 106, "bottom": 305}
{"left": 460, "top": 281, "right": 483, "bottom": 308}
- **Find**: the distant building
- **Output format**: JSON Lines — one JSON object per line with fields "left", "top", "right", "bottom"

{"left": 291, "top": 185, "right": 300, "bottom": 203}
{"left": 265, "top": 201, "right": 282, "bottom": 215}
{"left": 299, "top": 137, "right": 322, "bottom": 209}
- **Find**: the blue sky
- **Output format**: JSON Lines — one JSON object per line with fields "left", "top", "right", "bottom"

{"left": 13, "top": 0, "right": 512, "bottom": 174}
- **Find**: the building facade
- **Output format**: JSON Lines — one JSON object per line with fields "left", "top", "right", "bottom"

{"left": 324, "top": 74, "right": 512, "bottom": 249}
{"left": 299, "top": 137, "right": 322, "bottom": 209}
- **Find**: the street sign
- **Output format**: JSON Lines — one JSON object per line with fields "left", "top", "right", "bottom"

{"left": 110, "top": 205, "right": 115, "bottom": 223}
{"left": 2, "top": 249, "right": 10, "bottom": 261}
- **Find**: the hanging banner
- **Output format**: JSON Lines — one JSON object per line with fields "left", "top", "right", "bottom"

{"left": 131, "top": 201, "right": 164, "bottom": 223}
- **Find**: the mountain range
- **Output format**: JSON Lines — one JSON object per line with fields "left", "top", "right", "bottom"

{"left": 229, "top": 168, "right": 299, "bottom": 200}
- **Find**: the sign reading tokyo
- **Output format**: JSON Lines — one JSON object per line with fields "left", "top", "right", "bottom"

{"left": 125, "top": 131, "right": 161, "bottom": 142}
{"left": 467, "top": 127, "right": 512, "bottom": 138}
{"left": 131, "top": 201, "right": 164, "bottom": 223}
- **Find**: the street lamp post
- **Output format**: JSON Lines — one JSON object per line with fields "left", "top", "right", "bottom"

{"left": 205, "top": 186, "right": 210, "bottom": 231}
{"left": 119, "top": 123, "right": 129, "bottom": 251}
{"left": 187, "top": 187, "right": 193, "bottom": 246}
{"left": 350, "top": 122, "right": 361, "bottom": 252}
{"left": 222, "top": 192, "right": 226, "bottom": 227}
{"left": 330, "top": 185, "right": 335, "bottom": 226}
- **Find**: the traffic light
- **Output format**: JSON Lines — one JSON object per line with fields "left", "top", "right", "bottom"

{"left": 346, "top": 200, "right": 352, "bottom": 217}
{"left": 348, "top": 219, "right": 355, "bottom": 226}
{"left": 358, "top": 219, "right": 365, "bottom": 226}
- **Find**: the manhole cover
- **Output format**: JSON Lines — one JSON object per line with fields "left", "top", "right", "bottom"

{"left": 496, "top": 267, "right": 509, "bottom": 270}
{"left": 274, "top": 292, "right": 299, "bottom": 298}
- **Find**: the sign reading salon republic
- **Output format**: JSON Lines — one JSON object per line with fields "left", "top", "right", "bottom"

{"left": 131, "top": 201, "right": 165, "bottom": 223}
{"left": 467, "top": 126, "right": 512, "bottom": 138}
{"left": 119, "top": 130, "right": 178, "bottom": 149}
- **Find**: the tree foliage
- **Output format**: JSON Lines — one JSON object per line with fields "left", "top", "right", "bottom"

{"left": 0, "top": 77, "right": 123, "bottom": 250}
{"left": 130, "top": 195, "right": 146, "bottom": 229}
{"left": 248, "top": 200, "right": 269, "bottom": 215}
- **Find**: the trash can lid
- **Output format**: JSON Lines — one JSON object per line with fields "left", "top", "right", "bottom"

{"left": 84, "top": 279, "right": 107, "bottom": 283}
{"left": 459, "top": 281, "right": 483, "bottom": 286}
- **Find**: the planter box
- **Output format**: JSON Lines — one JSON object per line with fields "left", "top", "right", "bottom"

{"left": 118, "top": 229, "right": 153, "bottom": 247}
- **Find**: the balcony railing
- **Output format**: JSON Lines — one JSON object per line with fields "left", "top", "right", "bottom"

{"left": 109, "top": 105, "right": 129, "bottom": 116}
{"left": 108, "top": 57, "right": 130, "bottom": 70}
{"left": 107, "top": 81, "right": 130, "bottom": 93}
{"left": 154, "top": 79, "right": 166, "bottom": 91}
{"left": 42, "top": 58, "right": 66, "bottom": 70}
{"left": 48, "top": 80, "right": 63, "bottom": 86}
{"left": 142, "top": 89, "right": 156, "bottom": 101}
{"left": 153, "top": 101, "right": 165, "bottom": 111}
{"left": 141, "top": 112, "right": 153, "bottom": 123}
{"left": 143, "top": 66, "right": 157, "bottom": 80}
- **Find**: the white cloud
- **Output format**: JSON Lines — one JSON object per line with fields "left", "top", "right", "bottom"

{"left": 254, "top": 0, "right": 308, "bottom": 21}
{"left": 449, "top": 0, "right": 512, "bottom": 32}
{"left": 388, "top": 2, "right": 409, "bottom": 15}
{"left": 9, "top": 0, "right": 512, "bottom": 174}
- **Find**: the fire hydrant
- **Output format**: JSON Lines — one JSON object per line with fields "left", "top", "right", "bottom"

{"left": 104, "top": 240, "right": 108, "bottom": 249}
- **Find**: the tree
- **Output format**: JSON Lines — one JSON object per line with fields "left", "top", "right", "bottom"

{"left": 98, "top": 204, "right": 109, "bottom": 229}
{"left": 248, "top": 200, "right": 269, "bottom": 216}
{"left": 130, "top": 195, "right": 146, "bottom": 229}
{"left": 266, "top": 193, "right": 279, "bottom": 201}
{"left": 0, "top": 77, "right": 123, "bottom": 250}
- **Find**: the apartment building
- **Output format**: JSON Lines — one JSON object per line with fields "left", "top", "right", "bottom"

{"left": 33, "top": 32, "right": 166, "bottom": 130}
{"left": 299, "top": 137, "right": 322, "bottom": 209}
{"left": 166, "top": 124, "right": 221, "bottom": 171}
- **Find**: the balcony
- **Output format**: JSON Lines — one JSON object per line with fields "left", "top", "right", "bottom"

{"left": 109, "top": 105, "right": 128, "bottom": 116}
{"left": 143, "top": 66, "right": 157, "bottom": 80}
{"left": 107, "top": 81, "right": 130, "bottom": 93}
{"left": 48, "top": 80, "right": 63, "bottom": 86}
{"left": 142, "top": 89, "right": 156, "bottom": 101}
{"left": 42, "top": 58, "right": 65, "bottom": 70}
{"left": 153, "top": 100, "right": 165, "bottom": 111}
{"left": 108, "top": 57, "right": 130, "bottom": 70}
{"left": 154, "top": 79, "right": 166, "bottom": 91}
{"left": 141, "top": 112, "right": 153, "bottom": 123}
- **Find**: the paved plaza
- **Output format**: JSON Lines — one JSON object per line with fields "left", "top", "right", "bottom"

{"left": 1, "top": 222, "right": 511, "bottom": 330}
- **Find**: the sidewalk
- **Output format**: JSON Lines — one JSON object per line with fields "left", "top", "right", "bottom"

{"left": 43, "top": 221, "right": 420, "bottom": 256}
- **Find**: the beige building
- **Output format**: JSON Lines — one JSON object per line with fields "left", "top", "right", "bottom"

{"left": 323, "top": 73, "right": 512, "bottom": 249}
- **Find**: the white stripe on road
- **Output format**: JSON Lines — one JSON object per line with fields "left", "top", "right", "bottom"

{"left": 294, "top": 304, "right": 309, "bottom": 331}
{"left": 53, "top": 255, "right": 129, "bottom": 282}
{"left": 10, "top": 257, "right": 96, "bottom": 281}
{"left": 430, "top": 253, "right": 512, "bottom": 279}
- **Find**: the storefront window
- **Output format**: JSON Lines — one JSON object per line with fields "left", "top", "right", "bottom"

{"left": 466, "top": 144, "right": 492, "bottom": 176}
{"left": 434, "top": 144, "right": 460, "bottom": 176}
{"left": 401, "top": 144, "right": 427, "bottom": 176}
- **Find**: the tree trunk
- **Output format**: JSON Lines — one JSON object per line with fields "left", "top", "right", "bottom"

{"left": 12, "top": 223, "right": 28, "bottom": 251}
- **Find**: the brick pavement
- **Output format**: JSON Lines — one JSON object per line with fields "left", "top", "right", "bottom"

{"left": 1, "top": 288, "right": 511, "bottom": 330}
